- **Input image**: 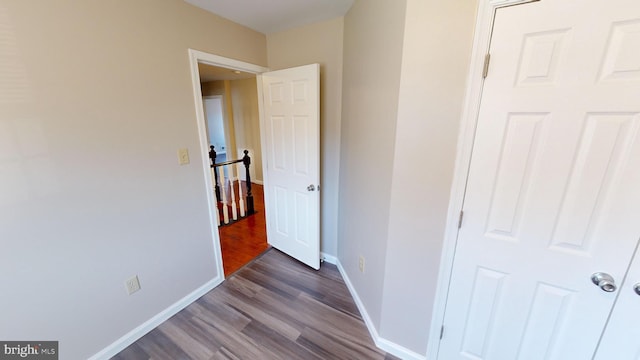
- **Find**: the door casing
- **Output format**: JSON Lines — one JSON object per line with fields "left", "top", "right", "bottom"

{"left": 426, "top": 0, "right": 540, "bottom": 358}
{"left": 187, "top": 49, "right": 269, "bottom": 279}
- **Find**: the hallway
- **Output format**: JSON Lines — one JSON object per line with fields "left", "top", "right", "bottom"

{"left": 218, "top": 182, "right": 268, "bottom": 276}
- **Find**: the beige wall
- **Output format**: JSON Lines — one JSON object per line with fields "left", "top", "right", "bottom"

{"left": 0, "top": 1, "right": 266, "bottom": 358}
{"left": 1, "top": 0, "right": 481, "bottom": 356}
{"left": 338, "top": 0, "right": 477, "bottom": 356}
{"left": 230, "top": 78, "right": 263, "bottom": 182}
{"left": 267, "top": 17, "right": 345, "bottom": 257}
{"left": 338, "top": 0, "right": 407, "bottom": 330}
{"left": 202, "top": 80, "right": 226, "bottom": 96}
{"left": 202, "top": 78, "right": 263, "bottom": 182}
{"left": 380, "top": 0, "right": 478, "bottom": 353}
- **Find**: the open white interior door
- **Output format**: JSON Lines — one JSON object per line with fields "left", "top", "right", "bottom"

{"left": 258, "top": 64, "right": 320, "bottom": 270}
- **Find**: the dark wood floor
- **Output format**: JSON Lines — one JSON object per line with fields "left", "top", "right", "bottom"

{"left": 113, "top": 249, "right": 398, "bottom": 360}
{"left": 218, "top": 182, "right": 269, "bottom": 276}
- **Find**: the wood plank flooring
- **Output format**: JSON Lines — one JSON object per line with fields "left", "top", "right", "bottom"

{"left": 218, "top": 182, "right": 268, "bottom": 276}
{"left": 112, "top": 249, "right": 399, "bottom": 360}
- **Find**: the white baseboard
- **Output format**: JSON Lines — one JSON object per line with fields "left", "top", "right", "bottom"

{"left": 336, "top": 260, "right": 427, "bottom": 360}
{"left": 89, "top": 276, "right": 224, "bottom": 360}
{"left": 252, "top": 180, "right": 263, "bottom": 185}
{"left": 321, "top": 252, "right": 337, "bottom": 265}
{"left": 376, "top": 336, "right": 428, "bottom": 360}
{"left": 91, "top": 260, "right": 424, "bottom": 360}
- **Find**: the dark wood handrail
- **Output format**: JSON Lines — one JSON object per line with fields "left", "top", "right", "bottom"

{"left": 213, "top": 159, "right": 242, "bottom": 167}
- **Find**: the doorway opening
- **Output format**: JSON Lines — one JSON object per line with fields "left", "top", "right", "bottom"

{"left": 195, "top": 58, "right": 269, "bottom": 276}
{"left": 189, "top": 49, "right": 322, "bottom": 276}
{"left": 198, "top": 74, "right": 268, "bottom": 277}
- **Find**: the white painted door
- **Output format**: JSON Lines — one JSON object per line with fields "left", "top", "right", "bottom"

{"left": 203, "top": 96, "right": 227, "bottom": 157}
{"left": 258, "top": 64, "right": 320, "bottom": 270}
{"left": 439, "top": 1, "right": 640, "bottom": 359}
{"left": 595, "top": 246, "right": 640, "bottom": 359}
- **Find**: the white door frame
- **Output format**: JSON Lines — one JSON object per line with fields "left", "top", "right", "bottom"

{"left": 426, "top": 0, "right": 539, "bottom": 358}
{"left": 187, "top": 49, "right": 269, "bottom": 279}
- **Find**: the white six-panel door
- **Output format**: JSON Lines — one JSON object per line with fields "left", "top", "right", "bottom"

{"left": 439, "top": 0, "right": 640, "bottom": 359}
{"left": 258, "top": 64, "right": 320, "bottom": 270}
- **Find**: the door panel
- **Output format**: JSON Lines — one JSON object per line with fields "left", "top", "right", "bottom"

{"left": 439, "top": 1, "right": 640, "bottom": 359}
{"left": 259, "top": 64, "right": 320, "bottom": 270}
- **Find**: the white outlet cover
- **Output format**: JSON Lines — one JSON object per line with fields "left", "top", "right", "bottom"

{"left": 125, "top": 276, "right": 141, "bottom": 295}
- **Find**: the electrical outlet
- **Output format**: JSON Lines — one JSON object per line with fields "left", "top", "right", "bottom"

{"left": 358, "top": 256, "right": 365, "bottom": 273}
{"left": 177, "top": 148, "right": 190, "bottom": 165}
{"left": 125, "top": 275, "right": 141, "bottom": 295}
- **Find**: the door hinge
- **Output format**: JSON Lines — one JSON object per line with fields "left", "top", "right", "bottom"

{"left": 458, "top": 211, "right": 464, "bottom": 229}
{"left": 440, "top": 325, "right": 445, "bottom": 340}
{"left": 482, "top": 53, "right": 491, "bottom": 78}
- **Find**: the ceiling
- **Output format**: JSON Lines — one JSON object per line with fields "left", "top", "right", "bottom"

{"left": 184, "top": 0, "right": 354, "bottom": 34}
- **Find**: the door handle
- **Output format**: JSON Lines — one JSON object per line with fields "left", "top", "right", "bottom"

{"left": 591, "top": 272, "right": 617, "bottom": 292}
{"left": 307, "top": 184, "right": 315, "bottom": 191}
{"left": 634, "top": 283, "right": 640, "bottom": 296}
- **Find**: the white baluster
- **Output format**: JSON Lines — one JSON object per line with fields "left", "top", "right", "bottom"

{"left": 229, "top": 168, "right": 238, "bottom": 221}
{"left": 218, "top": 165, "right": 229, "bottom": 224}
{"left": 237, "top": 162, "right": 245, "bottom": 217}
{"left": 211, "top": 168, "right": 220, "bottom": 226}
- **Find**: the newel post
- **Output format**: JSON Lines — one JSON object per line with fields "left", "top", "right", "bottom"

{"left": 210, "top": 145, "right": 220, "bottom": 201}
{"left": 243, "top": 150, "right": 255, "bottom": 215}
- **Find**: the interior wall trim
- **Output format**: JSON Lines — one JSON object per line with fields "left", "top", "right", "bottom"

{"left": 89, "top": 276, "right": 223, "bottom": 360}
{"left": 336, "top": 260, "right": 428, "bottom": 360}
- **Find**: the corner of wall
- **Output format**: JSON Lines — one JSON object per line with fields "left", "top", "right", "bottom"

{"left": 377, "top": 0, "right": 479, "bottom": 354}
{"left": 335, "top": 259, "right": 428, "bottom": 360}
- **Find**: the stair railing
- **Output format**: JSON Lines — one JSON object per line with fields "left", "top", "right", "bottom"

{"left": 209, "top": 147, "right": 255, "bottom": 226}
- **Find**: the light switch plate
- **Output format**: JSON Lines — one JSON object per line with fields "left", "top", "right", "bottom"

{"left": 178, "top": 148, "right": 190, "bottom": 165}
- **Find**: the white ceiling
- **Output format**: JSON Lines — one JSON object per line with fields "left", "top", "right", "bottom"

{"left": 184, "top": 0, "right": 354, "bottom": 34}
